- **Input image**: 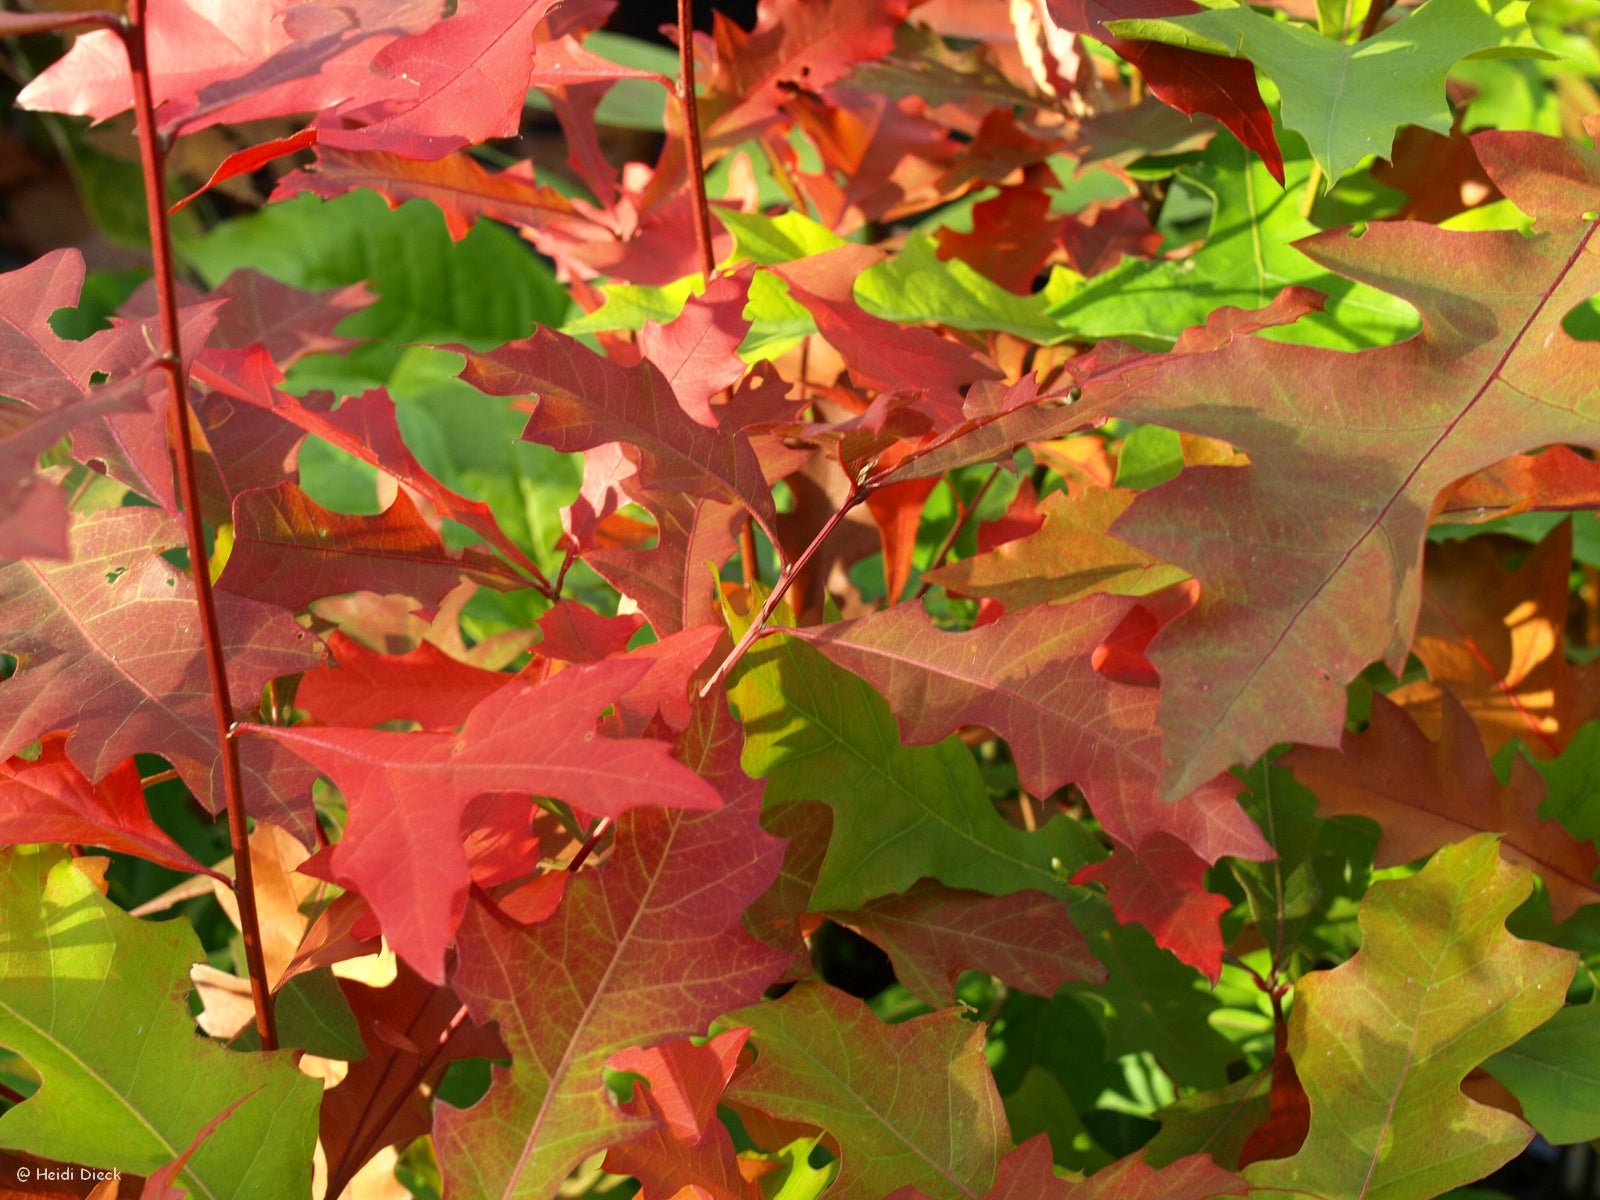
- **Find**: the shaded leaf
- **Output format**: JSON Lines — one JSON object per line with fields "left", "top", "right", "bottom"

{"left": 1485, "top": 1003, "right": 1600, "bottom": 1145}
{"left": 218, "top": 482, "right": 521, "bottom": 611}
{"left": 830, "top": 882, "right": 1104, "bottom": 1008}
{"left": 0, "top": 507, "right": 323, "bottom": 825}
{"left": 1284, "top": 692, "right": 1600, "bottom": 921}
{"left": 728, "top": 627, "right": 1099, "bottom": 911}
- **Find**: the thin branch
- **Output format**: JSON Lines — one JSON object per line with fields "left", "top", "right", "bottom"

{"left": 1357, "top": 0, "right": 1394, "bottom": 40}
{"left": 676, "top": 0, "right": 763, "bottom": 591}
{"left": 0, "top": 11, "right": 121, "bottom": 37}
{"left": 914, "top": 464, "right": 1003, "bottom": 600}
{"left": 738, "top": 520, "right": 760, "bottom": 591}
{"left": 565, "top": 817, "right": 613, "bottom": 873}
{"left": 120, "top": 0, "right": 276, "bottom": 1051}
{"left": 699, "top": 486, "right": 868, "bottom": 698}
{"left": 676, "top": 0, "right": 716, "bottom": 281}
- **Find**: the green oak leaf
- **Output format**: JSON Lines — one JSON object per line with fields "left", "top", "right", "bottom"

{"left": 728, "top": 628, "right": 1100, "bottom": 911}
{"left": 186, "top": 190, "right": 569, "bottom": 389}
{"left": 715, "top": 208, "right": 847, "bottom": 264}
{"left": 1063, "top": 896, "right": 1240, "bottom": 1091}
{"left": 0, "top": 847, "right": 320, "bottom": 1199}
{"left": 1107, "top": 0, "right": 1552, "bottom": 184}
{"left": 1047, "top": 137, "right": 1419, "bottom": 350}
{"left": 1247, "top": 836, "right": 1575, "bottom": 1198}
{"left": 854, "top": 235, "right": 1079, "bottom": 344}
{"left": 1485, "top": 1004, "right": 1600, "bottom": 1145}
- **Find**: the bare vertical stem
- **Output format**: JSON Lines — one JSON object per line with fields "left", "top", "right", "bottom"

{"left": 120, "top": 0, "right": 277, "bottom": 1051}
{"left": 676, "top": 0, "right": 716, "bottom": 281}
{"left": 676, "top": 0, "right": 761, "bottom": 589}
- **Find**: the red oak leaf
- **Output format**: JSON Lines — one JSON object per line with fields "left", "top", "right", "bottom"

{"left": 294, "top": 631, "right": 513, "bottom": 729}
{"left": 212, "top": 354, "right": 546, "bottom": 584}
{"left": 936, "top": 185, "right": 1065, "bottom": 294}
{"left": 864, "top": 477, "right": 940, "bottom": 604}
{"left": 127, "top": 270, "right": 371, "bottom": 368}
{"left": 457, "top": 326, "right": 779, "bottom": 539}
{"left": 0, "top": 737, "right": 215, "bottom": 878}
{"left": 1435, "top": 446, "right": 1600, "bottom": 522}
{"left": 433, "top": 702, "right": 788, "bottom": 1199}
{"left": 1388, "top": 523, "right": 1600, "bottom": 759}
{"left": 0, "top": 508, "right": 323, "bottom": 832}
{"left": 170, "top": 128, "right": 321, "bottom": 215}
{"left": 774, "top": 245, "right": 1002, "bottom": 426}
{"left": 317, "top": 0, "right": 566, "bottom": 159}
{"left": 587, "top": 494, "right": 746, "bottom": 634}
{"left": 248, "top": 655, "right": 723, "bottom": 981}
{"left": 610, "top": 1030, "right": 750, "bottom": 1145}
{"left": 604, "top": 1031, "right": 762, "bottom": 1200}
{"left": 1077, "top": 127, "right": 1600, "bottom": 796}
{"left": 888, "top": 1135, "right": 1248, "bottom": 1199}
{"left": 0, "top": 251, "right": 204, "bottom": 552}
{"left": 725, "top": 982, "right": 1008, "bottom": 1200}
{"left": 1073, "top": 833, "right": 1233, "bottom": 981}
{"left": 18, "top": 0, "right": 439, "bottom": 135}
{"left": 635, "top": 271, "right": 755, "bottom": 429}
{"left": 537, "top": 599, "right": 646, "bottom": 664}
{"left": 610, "top": 624, "right": 727, "bottom": 736}
{"left": 793, "top": 597, "right": 1268, "bottom": 864}
{"left": 702, "top": 0, "right": 912, "bottom": 147}
{"left": 216, "top": 482, "right": 521, "bottom": 612}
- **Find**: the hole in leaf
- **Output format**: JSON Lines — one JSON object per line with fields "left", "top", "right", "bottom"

{"left": 1562, "top": 294, "right": 1600, "bottom": 342}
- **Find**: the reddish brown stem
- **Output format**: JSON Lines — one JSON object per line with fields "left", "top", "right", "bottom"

{"left": 738, "top": 519, "right": 760, "bottom": 591}
{"left": 120, "top": 0, "right": 277, "bottom": 1052}
{"left": 676, "top": 0, "right": 716, "bottom": 281}
{"left": 1358, "top": 0, "right": 1394, "bottom": 39}
{"left": 699, "top": 487, "right": 868, "bottom": 697}
{"left": 566, "top": 816, "right": 613, "bottom": 873}
{"left": 0, "top": 1081, "right": 26, "bottom": 1106}
{"left": 675, "top": 0, "right": 764, "bottom": 589}
{"left": 0, "top": 11, "right": 121, "bottom": 36}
